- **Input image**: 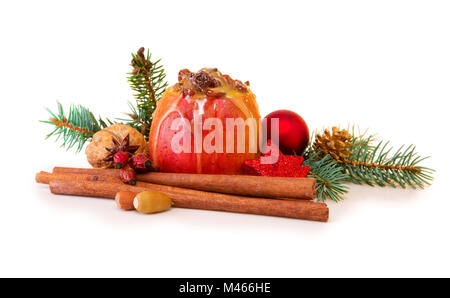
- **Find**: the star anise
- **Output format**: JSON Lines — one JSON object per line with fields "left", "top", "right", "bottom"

{"left": 103, "top": 134, "right": 140, "bottom": 161}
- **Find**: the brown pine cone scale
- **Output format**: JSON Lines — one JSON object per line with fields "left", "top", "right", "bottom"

{"left": 313, "top": 127, "right": 353, "bottom": 163}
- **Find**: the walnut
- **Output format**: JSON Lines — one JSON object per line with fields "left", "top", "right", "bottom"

{"left": 85, "top": 124, "right": 148, "bottom": 168}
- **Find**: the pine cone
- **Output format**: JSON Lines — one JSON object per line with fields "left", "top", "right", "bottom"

{"left": 313, "top": 127, "right": 353, "bottom": 162}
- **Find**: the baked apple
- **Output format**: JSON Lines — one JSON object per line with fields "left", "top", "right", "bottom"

{"left": 149, "top": 68, "right": 261, "bottom": 174}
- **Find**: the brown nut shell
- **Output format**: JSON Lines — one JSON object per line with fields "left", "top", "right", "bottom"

{"left": 115, "top": 191, "right": 136, "bottom": 210}
{"left": 133, "top": 191, "right": 173, "bottom": 214}
{"left": 85, "top": 124, "right": 148, "bottom": 168}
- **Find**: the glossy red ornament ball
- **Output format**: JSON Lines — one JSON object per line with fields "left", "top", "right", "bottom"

{"left": 264, "top": 110, "right": 310, "bottom": 155}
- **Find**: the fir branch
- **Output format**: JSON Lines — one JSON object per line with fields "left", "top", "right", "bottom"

{"left": 127, "top": 47, "right": 168, "bottom": 136}
{"left": 305, "top": 125, "right": 434, "bottom": 201}
{"left": 340, "top": 134, "right": 434, "bottom": 189}
{"left": 303, "top": 153, "right": 350, "bottom": 202}
{"left": 41, "top": 101, "right": 111, "bottom": 152}
{"left": 116, "top": 101, "right": 146, "bottom": 132}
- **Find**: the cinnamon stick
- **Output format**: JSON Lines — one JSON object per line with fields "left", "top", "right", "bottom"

{"left": 48, "top": 179, "right": 329, "bottom": 222}
{"left": 52, "top": 167, "right": 316, "bottom": 200}
{"left": 36, "top": 171, "right": 119, "bottom": 184}
{"left": 37, "top": 172, "right": 305, "bottom": 202}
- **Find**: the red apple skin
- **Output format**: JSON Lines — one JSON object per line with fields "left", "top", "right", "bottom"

{"left": 264, "top": 110, "right": 309, "bottom": 155}
{"left": 149, "top": 87, "right": 260, "bottom": 174}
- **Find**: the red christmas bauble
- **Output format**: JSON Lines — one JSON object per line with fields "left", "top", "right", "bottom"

{"left": 264, "top": 110, "right": 310, "bottom": 155}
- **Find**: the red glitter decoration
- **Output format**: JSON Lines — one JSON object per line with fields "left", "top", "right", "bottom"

{"left": 242, "top": 140, "right": 310, "bottom": 178}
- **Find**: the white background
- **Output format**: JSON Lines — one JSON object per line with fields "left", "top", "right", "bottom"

{"left": 0, "top": 0, "right": 449, "bottom": 277}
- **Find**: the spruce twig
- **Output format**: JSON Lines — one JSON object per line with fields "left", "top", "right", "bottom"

{"left": 306, "top": 126, "right": 434, "bottom": 202}
{"left": 341, "top": 134, "right": 434, "bottom": 189}
{"left": 41, "top": 102, "right": 111, "bottom": 152}
{"left": 303, "top": 153, "right": 350, "bottom": 202}
{"left": 126, "top": 47, "right": 168, "bottom": 137}
{"left": 41, "top": 47, "right": 167, "bottom": 150}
